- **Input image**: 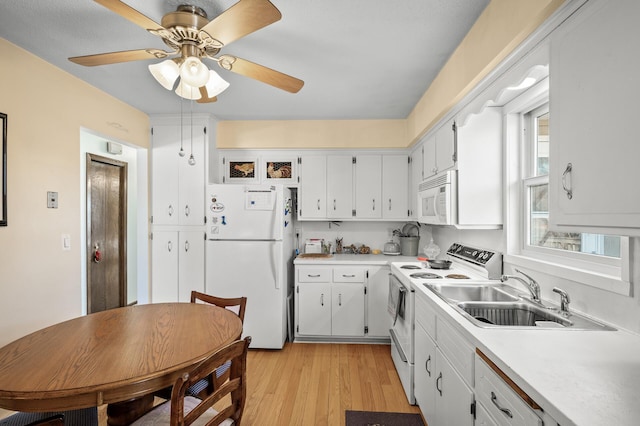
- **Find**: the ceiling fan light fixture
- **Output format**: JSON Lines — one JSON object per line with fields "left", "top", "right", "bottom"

{"left": 148, "top": 59, "right": 180, "bottom": 90}
{"left": 175, "top": 80, "right": 202, "bottom": 100}
{"left": 205, "top": 70, "right": 230, "bottom": 97}
{"left": 180, "top": 56, "right": 210, "bottom": 87}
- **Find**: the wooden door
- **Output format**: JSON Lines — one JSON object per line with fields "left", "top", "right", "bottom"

{"left": 87, "top": 154, "right": 127, "bottom": 313}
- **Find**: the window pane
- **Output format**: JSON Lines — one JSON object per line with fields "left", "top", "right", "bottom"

{"left": 528, "top": 183, "right": 620, "bottom": 257}
{"left": 535, "top": 111, "right": 549, "bottom": 176}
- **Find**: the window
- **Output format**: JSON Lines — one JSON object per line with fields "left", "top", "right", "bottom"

{"left": 503, "top": 78, "right": 630, "bottom": 295}
{"left": 522, "top": 104, "right": 621, "bottom": 260}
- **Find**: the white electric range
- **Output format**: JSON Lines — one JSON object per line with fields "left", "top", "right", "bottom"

{"left": 388, "top": 242, "right": 502, "bottom": 404}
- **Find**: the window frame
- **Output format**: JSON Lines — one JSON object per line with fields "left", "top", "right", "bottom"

{"left": 503, "top": 78, "right": 631, "bottom": 296}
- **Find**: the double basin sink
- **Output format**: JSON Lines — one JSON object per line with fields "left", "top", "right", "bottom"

{"left": 425, "top": 282, "right": 616, "bottom": 331}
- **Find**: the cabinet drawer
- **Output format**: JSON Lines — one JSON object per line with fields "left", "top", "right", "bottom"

{"left": 297, "top": 268, "right": 331, "bottom": 282}
{"left": 415, "top": 291, "right": 436, "bottom": 340}
{"left": 436, "top": 317, "right": 474, "bottom": 387}
{"left": 475, "top": 352, "right": 542, "bottom": 426}
{"left": 333, "top": 268, "right": 365, "bottom": 283}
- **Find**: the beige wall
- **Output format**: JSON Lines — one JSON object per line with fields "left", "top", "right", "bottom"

{"left": 217, "top": 0, "right": 565, "bottom": 149}
{"left": 0, "top": 39, "right": 149, "bottom": 346}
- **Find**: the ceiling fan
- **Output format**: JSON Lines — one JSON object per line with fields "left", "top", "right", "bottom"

{"left": 69, "top": 0, "right": 304, "bottom": 103}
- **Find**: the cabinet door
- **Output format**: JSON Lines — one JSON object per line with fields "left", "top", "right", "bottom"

{"left": 435, "top": 118, "right": 456, "bottom": 173}
{"left": 151, "top": 125, "right": 180, "bottom": 225}
{"left": 422, "top": 136, "right": 436, "bottom": 179}
{"left": 178, "top": 124, "right": 205, "bottom": 226}
{"left": 382, "top": 155, "right": 409, "bottom": 219}
{"left": 299, "top": 156, "right": 327, "bottom": 219}
{"left": 297, "top": 282, "right": 331, "bottom": 336}
{"left": 332, "top": 283, "right": 365, "bottom": 336}
{"left": 355, "top": 155, "right": 382, "bottom": 219}
{"left": 151, "top": 230, "right": 178, "bottom": 302}
{"left": 178, "top": 230, "right": 205, "bottom": 303}
{"left": 549, "top": 0, "right": 640, "bottom": 233}
{"left": 414, "top": 323, "right": 437, "bottom": 423}
{"left": 410, "top": 148, "right": 422, "bottom": 218}
{"left": 327, "top": 155, "right": 354, "bottom": 219}
{"left": 366, "top": 266, "right": 392, "bottom": 337}
{"left": 435, "top": 348, "right": 475, "bottom": 426}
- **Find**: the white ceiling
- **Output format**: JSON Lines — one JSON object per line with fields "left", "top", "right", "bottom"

{"left": 0, "top": 0, "right": 490, "bottom": 121}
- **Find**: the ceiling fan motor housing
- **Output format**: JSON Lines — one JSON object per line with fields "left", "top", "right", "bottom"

{"left": 160, "top": 6, "right": 222, "bottom": 56}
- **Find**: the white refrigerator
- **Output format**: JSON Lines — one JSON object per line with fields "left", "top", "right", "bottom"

{"left": 205, "top": 184, "right": 294, "bottom": 349}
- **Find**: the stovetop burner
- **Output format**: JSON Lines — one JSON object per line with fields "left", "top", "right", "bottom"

{"left": 445, "top": 274, "right": 470, "bottom": 279}
{"left": 400, "top": 265, "right": 422, "bottom": 270}
{"left": 410, "top": 272, "right": 442, "bottom": 279}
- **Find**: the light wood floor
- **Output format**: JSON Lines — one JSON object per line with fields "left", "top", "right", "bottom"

{"left": 2, "top": 342, "right": 423, "bottom": 426}
{"left": 242, "top": 342, "right": 422, "bottom": 425}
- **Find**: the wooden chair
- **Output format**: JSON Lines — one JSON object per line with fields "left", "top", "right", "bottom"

{"left": 0, "top": 409, "right": 97, "bottom": 426}
{"left": 188, "top": 291, "right": 247, "bottom": 398}
{"left": 131, "top": 337, "right": 251, "bottom": 426}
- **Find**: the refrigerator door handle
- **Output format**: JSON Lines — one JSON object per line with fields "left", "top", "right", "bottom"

{"left": 271, "top": 241, "right": 280, "bottom": 290}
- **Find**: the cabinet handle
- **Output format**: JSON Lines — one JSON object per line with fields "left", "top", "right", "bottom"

{"left": 333, "top": 199, "right": 337, "bottom": 210}
{"left": 321, "top": 294, "right": 324, "bottom": 306}
{"left": 372, "top": 199, "right": 375, "bottom": 211}
{"left": 338, "top": 293, "right": 342, "bottom": 306}
{"left": 436, "top": 372, "right": 443, "bottom": 396}
{"left": 342, "top": 274, "right": 355, "bottom": 278}
{"left": 491, "top": 391, "right": 513, "bottom": 418}
{"left": 184, "top": 240, "right": 189, "bottom": 252}
{"left": 184, "top": 204, "right": 190, "bottom": 217}
{"left": 317, "top": 199, "right": 321, "bottom": 211}
{"left": 168, "top": 204, "right": 174, "bottom": 217}
{"left": 562, "top": 163, "right": 573, "bottom": 199}
{"left": 167, "top": 241, "right": 173, "bottom": 252}
{"left": 307, "top": 274, "right": 321, "bottom": 278}
{"left": 425, "top": 355, "right": 431, "bottom": 377}
{"left": 388, "top": 198, "right": 392, "bottom": 211}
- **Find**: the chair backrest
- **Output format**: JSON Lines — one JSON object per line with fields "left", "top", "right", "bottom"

{"left": 191, "top": 291, "right": 247, "bottom": 323}
{"left": 170, "top": 337, "right": 251, "bottom": 426}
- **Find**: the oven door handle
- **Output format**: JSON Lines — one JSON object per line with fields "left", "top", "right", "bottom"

{"left": 389, "top": 328, "right": 408, "bottom": 363}
{"left": 393, "top": 286, "right": 406, "bottom": 326}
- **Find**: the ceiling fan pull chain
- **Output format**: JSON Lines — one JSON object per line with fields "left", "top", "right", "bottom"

{"left": 188, "top": 97, "right": 196, "bottom": 166}
{"left": 178, "top": 96, "right": 185, "bottom": 157}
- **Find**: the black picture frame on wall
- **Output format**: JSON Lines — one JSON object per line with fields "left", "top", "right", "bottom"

{"left": 1, "top": 112, "right": 6, "bottom": 226}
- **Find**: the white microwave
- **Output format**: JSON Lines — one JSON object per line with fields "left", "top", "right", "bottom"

{"left": 417, "top": 170, "right": 457, "bottom": 225}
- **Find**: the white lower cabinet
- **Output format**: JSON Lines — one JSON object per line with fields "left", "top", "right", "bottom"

{"left": 414, "top": 291, "right": 474, "bottom": 426}
{"left": 295, "top": 264, "right": 390, "bottom": 340}
{"left": 475, "top": 353, "right": 543, "bottom": 426}
{"left": 296, "top": 266, "right": 365, "bottom": 338}
{"left": 151, "top": 229, "right": 205, "bottom": 303}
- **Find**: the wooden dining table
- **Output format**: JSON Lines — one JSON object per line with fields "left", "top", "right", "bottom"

{"left": 0, "top": 303, "right": 243, "bottom": 425}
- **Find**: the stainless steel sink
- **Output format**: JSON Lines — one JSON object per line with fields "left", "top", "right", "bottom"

{"left": 424, "top": 283, "right": 616, "bottom": 331}
{"left": 425, "top": 283, "right": 520, "bottom": 302}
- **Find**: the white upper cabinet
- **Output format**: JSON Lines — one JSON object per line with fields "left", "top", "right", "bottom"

{"left": 354, "top": 155, "right": 382, "bottom": 219}
{"left": 327, "top": 155, "right": 354, "bottom": 219}
{"left": 299, "top": 155, "right": 327, "bottom": 219}
{"left": 382, "top": 155, "right": 409, "bottom": 219}
{"left": 422, "top": 118, "right": 456, "bottom": 179}
{"left": 549, "top": 0, "right": 640, "bottom": 235}
{"left": 151, "top": 119, "right": 206, "bottom": 226}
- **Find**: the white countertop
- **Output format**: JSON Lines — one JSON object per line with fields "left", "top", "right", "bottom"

{"left": 395, "top": 262, "right": 640, "bottom": 426}
{"left": 294, "top": 253, "right": 418, "bottom": 265}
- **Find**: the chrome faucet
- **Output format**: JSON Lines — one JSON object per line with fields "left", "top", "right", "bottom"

{"left": 501, "top": 268, "right": 541, "bottom": 303}
{"left": 553, "top": 287, "right": 571, "bottom": 313}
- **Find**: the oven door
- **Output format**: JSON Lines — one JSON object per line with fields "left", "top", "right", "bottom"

{"left": 388, "top": 273, "right": 415, "bottom": 404}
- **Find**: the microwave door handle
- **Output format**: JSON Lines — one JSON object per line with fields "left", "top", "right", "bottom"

{"left": 432, "top": 191, "right": 440, "bottom": 220}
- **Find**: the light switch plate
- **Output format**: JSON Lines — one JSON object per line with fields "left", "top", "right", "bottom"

{"left": 47, "top": 191, "right": 58, "bottom": 209}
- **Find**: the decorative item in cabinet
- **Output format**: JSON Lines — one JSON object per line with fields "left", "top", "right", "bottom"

{"left": 264, "top": 159, "right": 297, "bottom": 184}
{"left": 222, "top": 157, "right": 259, "bottom": 183}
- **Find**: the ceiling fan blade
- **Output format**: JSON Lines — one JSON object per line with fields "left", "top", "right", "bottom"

{"left": 94, "top": 0, "right": 164, "bottom": 31}
{"left": 197, "top": 87, "right": 218, "bottom": 103}
{"left": 69, "top": 49, "right": 173, "bottom": 66}
{"left": 218, "top": 55, "right": 304, "bottom": 93}
{"left": 199, "top": 0, "right": 282, "bottom": 46}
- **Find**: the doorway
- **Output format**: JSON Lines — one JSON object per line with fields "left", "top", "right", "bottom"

{"left": 86, "top": 153, "right": 127, "bottom": 313}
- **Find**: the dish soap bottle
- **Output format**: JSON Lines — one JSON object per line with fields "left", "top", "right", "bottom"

{"left": 423, "top": 238, "right": 440, "bottom": 260}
